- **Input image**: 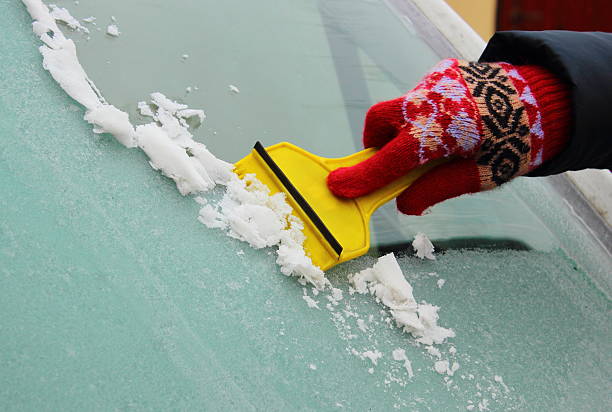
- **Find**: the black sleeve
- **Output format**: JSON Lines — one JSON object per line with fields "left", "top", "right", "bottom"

{"left": 479, "top": 30, "right": 612, "bottom": 176}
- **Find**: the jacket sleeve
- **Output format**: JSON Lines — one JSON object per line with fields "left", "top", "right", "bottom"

{"left": 479, "top": 31, "right": 612, "bottom": 176}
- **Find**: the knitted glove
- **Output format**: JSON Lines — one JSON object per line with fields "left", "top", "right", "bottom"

{"left": 327, "top": 59, "right": 571, "bottom": 215}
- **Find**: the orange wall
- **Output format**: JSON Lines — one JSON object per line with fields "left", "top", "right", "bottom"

{"left": 445, "top": 0, "right": 497, "bottom": 41}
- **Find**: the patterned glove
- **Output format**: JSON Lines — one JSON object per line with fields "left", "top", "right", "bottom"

{"left": 327, "top": 59, "right": 571, "bottom": 215}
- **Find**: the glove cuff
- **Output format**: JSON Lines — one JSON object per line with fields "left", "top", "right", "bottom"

{"left": 515, "top": 65, "right": 572, "bottom": 169}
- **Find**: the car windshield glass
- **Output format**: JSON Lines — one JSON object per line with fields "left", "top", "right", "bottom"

{"left": 2, "top": 1, "right": 611, "bottom": 411}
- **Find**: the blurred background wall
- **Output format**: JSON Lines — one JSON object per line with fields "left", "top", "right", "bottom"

{"left": 446, "top": 0, "right": 612, "bottom": 42}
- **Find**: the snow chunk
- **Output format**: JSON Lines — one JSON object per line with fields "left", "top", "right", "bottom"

{"left": 392, "top": 348, "right": 407, "bottom": 361}
{"left": 434, "top": 360, "right": 449, "bottom": 374}
{"left": 330, "top": 287, "right": 343, "bottom": 303}
{"left": 198, "top": 204, "right": 226, "bottom": 229}
{"left": 413, "top": 232, "right": 436, "bottom": 260}
{"left": 226, "top": 203, "right": 285, "bottom": 248}
{"left": 39, "top": 37, "right": 103, "bottom": 110}
{"left": 106, "top": 23, "right": 120, "bottom": 37}
{"left": 229, "top": 84, "right": 240, "bottom": 94}
{"left": 136, "top": 124, "right": 214, "bottom": 195}
{"left": 348, "top": 253, "right": 454, "bottom": 345}
{"left": 203, "top": 173, "right": 327, "bottom": 289}
{"left": 437, "top": 279, "right": 446, "bottom": 288}
{"left": 49, "top": 4, "right": 89, "bottom": 33}
{"left": 416, "top": 303, "right": 455, "bottom": 345}
{"left": 138, "top": 101, "right": 155, "bottom": 118}
{"left": 141, "top": 92, "right": 206, "bottom": 145}
{"left": 391, "top": 348, "right": 414, "bottom": 378}
{"left": 137, "top": 93, "right": 232, "bottom": 186}
{"left": 84, "top": 104, "right": 136, "bottom": 148}
{"left": 362, "top": 350, "right": 382, "bottom": 366}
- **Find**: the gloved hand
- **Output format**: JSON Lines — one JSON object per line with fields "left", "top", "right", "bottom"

{"left": 327, "top": 59, "right": 571, "bottom": 215}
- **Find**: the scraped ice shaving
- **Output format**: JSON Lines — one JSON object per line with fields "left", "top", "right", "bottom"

{"left": 229, "top": 84, "right": 240, "bottom": 94}
{"left": 106, "top": 23, "right": 120, "bottom": 37}
{"left": 134, "top": 93, "right": 232, "bottom": 193}
{"left": 413, "top": 232, "right": 436, "bottom": 260}
{"left": 207, "top": 173, "right": 328, "bottom": 289}
{"left": 22, "top": 0, "right": 329, "bottom": 291}
{"left": 137, "top": 101, "right": 155, "bottom": 117}
{"left": 330, "top": 287, "right": 343, "bottom": 303}
{"left": 434, "top": 359, "right": 459, "bottom": 376}
{"left": 198, "top": 204, "right": 226, "bottom": 229}
{"left": 448, "top": 361, "right": 460, "bottom": 376}
{"left": 361, "top": 350, "right": 382, "bottom": 366}
{"left": 139, "top": 96, "right": 326, "bottom": 286}
{"left": 136, "top": 124, "right": 215, "bottom": 195}
{"left": 82, "top": 16, "right": 96, "bottom": 24}
{"left": 391, "top": 348, "right": 414, "bottom": 378}
{"left": 437, "top": 279, "right": 446, "bottom": 288}
{"left": 302, "top": 294, "right": 320, "bottom": 309}
{"left": 434, "top": 360, "right": 449, "bottom": 374}
{"left": 139, "top": 93, "right": 206, "bottom": 144}
{"left": 426, "top": 345, "right": 441, "bottom": 358}
{"left": 349, "top": 253, "right": 454, "bottom": 345}
{"left": 84, "top": 105, "right": 136, "bottom": 147}
{"left": 391, "top": 348, "right": 405, "bottom": 361}
{"left": 49, "top": 4, "right": 89, "bottom": 33}
{"left": 38, "top": 30, "right": 103, "bottom": 109}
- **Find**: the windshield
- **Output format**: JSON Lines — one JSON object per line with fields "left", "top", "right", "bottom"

{"left": 2, "top": 1, "right": 610, "bottom": 411}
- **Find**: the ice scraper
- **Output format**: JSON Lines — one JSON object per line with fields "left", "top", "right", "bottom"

{"left": 234, "top": 142, "right": 443, "bottom": 270}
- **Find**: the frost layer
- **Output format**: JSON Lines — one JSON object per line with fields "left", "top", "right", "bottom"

{"left": 349, "top": 253, "right": 454, "bottom": 345}
{"left": 413, "top": 232, "right": 436, "bottom": 260}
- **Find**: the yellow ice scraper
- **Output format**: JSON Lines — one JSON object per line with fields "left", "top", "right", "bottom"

{"left": 234, "top": 142, "right": 443, "bottom": 271}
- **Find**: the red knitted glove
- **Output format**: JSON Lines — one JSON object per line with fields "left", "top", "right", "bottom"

{"left": 327, "top": 59, "right": 571, "bottom": 215}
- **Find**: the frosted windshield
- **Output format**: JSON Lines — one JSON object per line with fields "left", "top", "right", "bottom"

{"left": 2, "top": 1, "right": 610, "bottom": 411}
